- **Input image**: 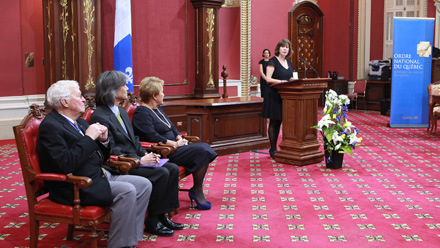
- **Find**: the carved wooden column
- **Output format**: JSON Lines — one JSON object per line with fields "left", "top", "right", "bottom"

{"left": 190, "top": 0, "right": 224, "bottom": 98}
{"left": 43, "top": 0, "right": 102, "bottom": 95}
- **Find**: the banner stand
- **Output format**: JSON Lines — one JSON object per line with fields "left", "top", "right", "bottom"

{"left": 389, "top": 17, "right": 435, "bottom": 128}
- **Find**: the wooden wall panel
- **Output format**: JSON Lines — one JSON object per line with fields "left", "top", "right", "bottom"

{"left": 43, "top": 0, "right": 102, "bottom": 94}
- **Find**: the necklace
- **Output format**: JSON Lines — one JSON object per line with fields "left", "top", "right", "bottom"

{"left": 142, "top": 104, "right": 171, "bottom": 128}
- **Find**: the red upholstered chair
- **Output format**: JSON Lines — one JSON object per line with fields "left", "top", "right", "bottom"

{"left": 427, "top": 81, "right": 440, "bottom": 135}
{"left": 347, "top": 80, "right": 367, "bottom": 111}
{"left": 81, "top": 96, "right": 96, "bottom": 123}
{"left": 13, "top": 104, "right": 135, "bottom": 248}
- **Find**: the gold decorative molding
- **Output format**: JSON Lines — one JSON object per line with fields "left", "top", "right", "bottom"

{"left": 60, "top": 0, "right": 69, "bottom": 79}
{"left": 222, "top": 0, "right": 240, "bottom": 8}
{"left": 433, "top": 0, "right": 440, "bottom": 47}
{"left": 206, "top": 8, "right": 215, "bottom": 88}
{"left": 71, "top": 2, "right": 76, "bottom": 81}
{"left": 299, "top": 27, "right": 313, "bottom": 36}
{"left": 436, "top": 0, "right": 440, "bottom": 12}
{"left": 83, "top": 0, "right": 95, "bottom": 90}
{"left": 46, "top": 0, "right": 53, "bottom": 84}
{"left": 298, "top": 15, "right": 312, "bottom": 24}
{"left": 294, "top": 0, "right": 318, "bottom": 6}
{"left": 196, "top": 9, "right": 199, "bottom": 76}
{"left": 357, "top": 0, "right": 370, "bottom": 80}
{"left": 241, "top": 0, "right": 251, "bottom": 96}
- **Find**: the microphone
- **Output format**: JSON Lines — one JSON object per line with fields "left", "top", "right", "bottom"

{"left": 299, "top": 58, "right": 320, "bottom": 78}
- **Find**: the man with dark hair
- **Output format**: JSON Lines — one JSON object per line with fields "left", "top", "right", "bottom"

{"left": 37, "top": 80, "right": 151, "bottom": 248}
{"left": 90, "top": 70, "right": 184, "bottom": 237}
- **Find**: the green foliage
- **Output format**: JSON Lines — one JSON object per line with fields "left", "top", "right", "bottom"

{"left": 312, "top": 90, "right": 362, "bottom": 158}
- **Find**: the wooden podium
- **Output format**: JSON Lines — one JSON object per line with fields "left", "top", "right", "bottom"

{"left": 272, "top": 78, "right": 329, "bottom": 166}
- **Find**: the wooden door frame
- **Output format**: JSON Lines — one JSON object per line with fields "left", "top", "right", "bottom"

{"left": 288, "top": 1, "right": 324, "bottom": 79}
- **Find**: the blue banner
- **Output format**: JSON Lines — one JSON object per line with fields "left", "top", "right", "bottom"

{"left": 389, "top": 17, "right": 434, "bottom": 128}
{"left": 114, "top": 0, "right": 134, "bottom": 93}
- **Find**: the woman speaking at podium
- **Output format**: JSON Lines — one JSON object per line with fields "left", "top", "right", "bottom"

{"left": 262, "top": 39, "right": 294, "bottom": 159}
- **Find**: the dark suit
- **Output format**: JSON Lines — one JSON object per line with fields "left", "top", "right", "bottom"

{"left": 37, "top": 109, "right": 151, "bottom": 248}
{"left": 37, "top": 110, "right": 113, "bottom": 206}
{"left": 90, "top": 105, "right": 179, "bottom": 214}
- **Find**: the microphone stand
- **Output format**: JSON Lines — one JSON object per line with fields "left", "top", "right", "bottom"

{"left": 303, "top": 64, "right": 307, "bottom": 79}
{"left": 300, "top": 58, "right": 320, "bottom": 78}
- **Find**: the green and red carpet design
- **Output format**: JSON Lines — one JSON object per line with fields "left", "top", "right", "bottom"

{"left": 1, "top": 110, "right": 440, "bottom": 247}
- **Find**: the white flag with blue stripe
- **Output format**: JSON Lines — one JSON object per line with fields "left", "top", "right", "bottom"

{"left": 114, "top": 0, "right": 134, "bottom": 92}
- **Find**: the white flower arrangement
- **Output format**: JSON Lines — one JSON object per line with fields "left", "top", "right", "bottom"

{"left": 312, "top": 89, "right": 362, "bottom": 162}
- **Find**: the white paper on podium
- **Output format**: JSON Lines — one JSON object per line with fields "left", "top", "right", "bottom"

{"left": 292, "top": 71, "right": 299, "bottom": 79}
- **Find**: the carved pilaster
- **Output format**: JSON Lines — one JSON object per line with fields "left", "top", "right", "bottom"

{"left": 241, "top": 0, "right": 251, "bottom": 96}
{"left": 435, "top": 1, "right": 440, "bottom": 47}
{"left": 191, "top": 0, "right": 224, "bottom": 98}
{"left": 433, "top": 0, "right": 440, "bottom": 12}
{"left": 43, "top": 0, "right": 102, "bottom": 94}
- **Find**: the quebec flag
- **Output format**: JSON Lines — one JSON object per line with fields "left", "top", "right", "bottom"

{"left": 114, "top": 0, "right": 134, "bottom": 92}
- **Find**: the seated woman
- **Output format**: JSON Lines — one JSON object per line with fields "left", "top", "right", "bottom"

{"left": 90, "top": 71, "right": 183, "bottom": 237}
{"left": 133, "top": 77, "right": 218, "bottom": 210}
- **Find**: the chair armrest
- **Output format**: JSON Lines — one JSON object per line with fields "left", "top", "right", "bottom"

{"left": 151, "top": 143, "right": 177, "bottom": 158}
{"left": 106, "top": 155, "right": 134, "bottom": 174}
{"left": 141, "top": 141, "right": 177, "bottom": 158}
{"left": 35, "top": 173, "right": 67, "bottom": 181}
{"left": 140, "top": 141, "right": 155, "bottom": 150}
{"left": 35, "top": 173, "right": 92, "bottom": 189}
{"left": 66, "top": 174, "right": 93, "bottom": 189}
{"left": 117, "top": 156, "right": 140, "bottom": 168}
{"left": 182, "top": 135, "right": 200, "bottom": 143}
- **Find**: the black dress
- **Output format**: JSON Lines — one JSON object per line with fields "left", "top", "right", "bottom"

{"left": 259, "top": 59, "right": 270, "bottom": 97}
{"left": 261, "top": 56, "right": 293, "bottom": 120}
{"left": 133, "top": 106, "right": 218, "bottom": 172}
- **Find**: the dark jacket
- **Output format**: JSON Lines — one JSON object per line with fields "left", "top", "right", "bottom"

{"left": 37, "top": 110, "right": 113, "bottom": 206}
{"left": 90, "top": 105, "right": 146, "bottom": 159}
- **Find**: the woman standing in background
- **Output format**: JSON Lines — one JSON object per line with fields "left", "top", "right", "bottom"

{"left": 259, "top": 49, "right": 271, "bottom": 98}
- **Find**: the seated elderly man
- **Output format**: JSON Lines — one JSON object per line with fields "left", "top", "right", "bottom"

{"left": 37, "top": 80, "right": 151, "bottom": 248}
{"left": 90, "top": 70, "right": 184, "bottom": 237}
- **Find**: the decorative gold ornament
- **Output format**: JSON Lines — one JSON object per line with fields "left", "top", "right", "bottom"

{"left": 240, "top": 0, "right": 251, "bottom": 96}
{"left": 71, "top": 2, "right": 76, "bottom": 80}
{"left": 46, "top": 0, "right": 53, "bottom": 84}
{"left": 83, "top": 0, "right": 95, "bottom": 90}
{"left": 206, "top": 8, "right": 215, "bottom": 88}
{"left": 60, "top": 0, "right": 69, "bottom": 79}
{"left": 222, "top": 0, "right": 240, "bottom": 8}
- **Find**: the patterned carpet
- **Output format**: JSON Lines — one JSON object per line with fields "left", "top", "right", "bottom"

{"left": 1, "top": 110, "right": 440, "bottom": 247}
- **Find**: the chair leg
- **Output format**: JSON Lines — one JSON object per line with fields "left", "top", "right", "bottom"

{"left": 67, "top": 224, "right": 74, "bottom": 241}
{"left": 435, "top": 116, "right": 438, "bottom": 133}
{"left": 29, "top": 219, "right": 39, "bottom": 248}
{"left": 429, "top": 113, "right": 434, "bottom": 135}
{"left": 88, "top": 226, "right": 99, "bottom": 248}
{"left": 428, "top": 114, "right": 431, "bottom": 133}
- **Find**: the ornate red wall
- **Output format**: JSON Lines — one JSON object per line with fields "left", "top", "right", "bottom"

{"left": 0, "top": 0, "right": 45, "bottom": 97}
{"left": 102, "top": 0, "right": 196, "bottom": 96}
{"left": 1, "top": 1, "right": 438, "bottom": 98}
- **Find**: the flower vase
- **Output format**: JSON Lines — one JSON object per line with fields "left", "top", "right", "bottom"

{"left": 324, "top": 150, "right": 344, "bottom": 169}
